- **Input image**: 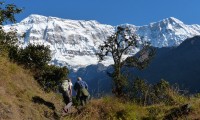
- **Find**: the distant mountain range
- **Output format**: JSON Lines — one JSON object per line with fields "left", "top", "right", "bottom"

{"left": 4, "top": 14, "right": 200, "bottom": 70}
{"left": 4, "top": 14, "right": 200, "bottom": 94}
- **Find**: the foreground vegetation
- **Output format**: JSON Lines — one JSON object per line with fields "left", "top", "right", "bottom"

{"left": 63, "top": 96, "right": 200, "bottom": 120}
{"left": 1, "top": 1, "right": 200, "bottom": 120}
{"left": 0, "top": 56, "right": 200, "bottom": 120}
{"left": 0, "top": 56, "right": 65, "bottom": 119}
{"left": 1, "top": 52, "right": 200, "bottom": 119}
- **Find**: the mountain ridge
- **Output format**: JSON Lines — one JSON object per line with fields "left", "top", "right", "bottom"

{"left": 4, "top": 14, "right": 200, "bottom": 70}
{"left": 132, "top": 36, "right": 200, "bottom": 93}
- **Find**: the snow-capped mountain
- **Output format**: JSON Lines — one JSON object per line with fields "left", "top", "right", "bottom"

{"left": 4, "top": 14, "right": 114, "bottom": 70}
{"left": 4, "top": 14, "right": 200, "bottom": 70}
{"left": 120, "top": 17, "right": 200, "bottom": 47}
{"left": 136, "top": 17, "right": 200, "bottom": 47}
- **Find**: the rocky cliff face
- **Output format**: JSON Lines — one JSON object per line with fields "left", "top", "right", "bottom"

{"left": 4, "top": 14, "right": 114, "bottom": 70}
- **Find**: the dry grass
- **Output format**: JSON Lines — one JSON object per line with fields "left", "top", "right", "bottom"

{"left": 0, "top": 56, "right": 64, "bottom": 120}
{"left": 61, "top": 95, "right": 200, "bottom": 120}
{"left": 63, "top": 97, "right": 148, "bottom": 120}
{"left": 1, "top": 56, "right": 200, "bottom": 120}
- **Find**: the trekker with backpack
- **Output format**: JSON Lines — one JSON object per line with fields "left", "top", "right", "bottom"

{"left": 74, "top": 77, "right": 90, "bottom": 106}
{"left": 61, "top": 79, "right": 73, "bottom": 115}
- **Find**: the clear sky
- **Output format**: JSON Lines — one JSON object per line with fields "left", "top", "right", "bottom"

{"left": 6, "top": 0, "right": 200, "bottom": 26}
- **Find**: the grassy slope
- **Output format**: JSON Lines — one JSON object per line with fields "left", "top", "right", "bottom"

{"left": 1, "top": 55, "right": 200, "bottom": 120}
{"left": 0, "top": 56, "right": 64, "bottom": 120}
{"left": 64, "top": 97, "right": 147, "bottom": 120}
{"left": 64, "top": 97, "right": 200, "bottom": 120}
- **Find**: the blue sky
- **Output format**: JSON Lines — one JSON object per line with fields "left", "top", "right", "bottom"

{"left": 6, "top": 0, "right": 200, "bottom": 26}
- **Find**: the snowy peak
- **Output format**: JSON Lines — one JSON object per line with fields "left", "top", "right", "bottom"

{"left": 134, "top": 17, "right": 200, "bottom": 47}
{"left": 21, "top": 14, "right": 100, "bottom": 26}
{"left": 152, "top": 17, "right": 185, "bottom": 30}
{"left": 160, "top": 17, "right": 184, "bottom": 25}
{"left": 20, "top": 14, "right": 48, "bottom": 24}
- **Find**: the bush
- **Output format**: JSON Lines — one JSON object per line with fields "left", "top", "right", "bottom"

{"left": 21, "top": 44, "right": 50, "bottom": 69}
{"left": 126, "top": 78, "right": 186, "bottom": 106}
{"left": 8, "top": 44, "right": 69, "bottom": 92}
{"left": 9, "top": 44, "right": 51, "bottom": 69}
{"left": 8, "top": 45, "right": 19, "bottom": 61}
{"left": 35, "top": 65, "right": 68, "bottom": 92}
{"left": 125, "top": 77, "right": 150, "bottom": 105}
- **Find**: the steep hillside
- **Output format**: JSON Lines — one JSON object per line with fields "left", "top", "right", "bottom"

{"left": 0, "top": 56, "right": 64, "bottom": 119}
{"left": 133, "top": 36, "right": 200, "bottom": 93}
{"left": 1, "top": 55, "right": 200, "bottom": 120}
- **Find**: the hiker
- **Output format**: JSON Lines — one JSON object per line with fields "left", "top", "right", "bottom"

{"left": 61, "top": 79, "right": 73, "bottom": 114}
{"left": 74, "top": 77, "right": 90, "bottom": 106}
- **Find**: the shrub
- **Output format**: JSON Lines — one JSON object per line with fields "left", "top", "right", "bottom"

{"left": 127, "top": 78, "right": 186, "bottom": 106}
{"left": 8, "top": 45, "right": 19, "bottom": 61}
{"left": 35, "top": 65, "right": 68, "bottom": 92}
{"left": 9, "top": 44, "right": 51, "bottom": 69}
{"left": 20, "top": 44, "right": 51, "bottom": 69}
{"left": 8, "top": 44, "right": 69, "bottom": 92}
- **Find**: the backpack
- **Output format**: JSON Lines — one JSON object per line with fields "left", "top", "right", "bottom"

{"left": 74, "top": 81, "right": 89, "bottom": 97}
{"left": 81, "top": 88, "right": 89, "bottom": 97}
{"left": 62, "top": 80, "right": 70, "bottom": 91}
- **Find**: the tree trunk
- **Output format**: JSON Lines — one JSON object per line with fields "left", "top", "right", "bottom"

{"left": 113, "top": 64, "right": 123, "bottom": 97}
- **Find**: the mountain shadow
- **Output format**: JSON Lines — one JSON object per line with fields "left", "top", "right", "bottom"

{"left": 133, "top": 36, "right": 200, "bottom": 93}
